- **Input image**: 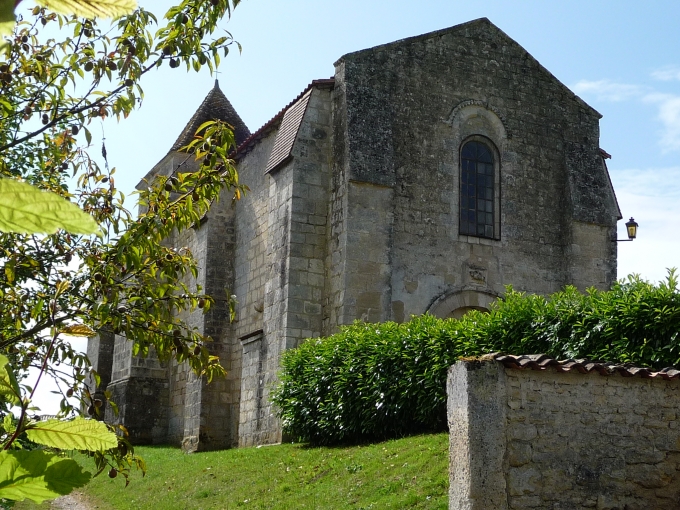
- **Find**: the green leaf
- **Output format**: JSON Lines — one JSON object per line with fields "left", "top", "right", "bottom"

{"left": 60, "top": 324, "right": 97, "bottom": 337}
{"left": 0, "top": 354, "right": 20, "bottom": 406}
{"left": 2, "top": 413, "right": 14, "bottom": 435}
{"left": 25, "top": 417, "right": 117, "bottom": 451}
{"left": 0, "top": 179, "right": 99, "bottom": 235}
{"left": 0, "top": 0, "right": 15, "bottom": 55}
{"left": 0, "top": 450, "right": 91, "bottom": 503}
{"left": 36, "top": 0, "right": 137, "bottom": 19}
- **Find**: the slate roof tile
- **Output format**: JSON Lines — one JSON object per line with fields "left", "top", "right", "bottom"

{"left": 264, "top": 89, "right": 312, "bottom": 174}
{"left": 234, "top": 78, "right": 334, "bottom": 159}
{"left": 171, "top": 80, "right": 251, "bottom": 152}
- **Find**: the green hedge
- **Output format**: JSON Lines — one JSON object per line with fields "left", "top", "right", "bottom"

{"left": 272, "top": 272, "right": 680, "bottom": 445}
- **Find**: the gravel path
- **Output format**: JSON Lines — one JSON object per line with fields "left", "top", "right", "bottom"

{"left": 51, "top": 492, "right": 94, "bottom": 510}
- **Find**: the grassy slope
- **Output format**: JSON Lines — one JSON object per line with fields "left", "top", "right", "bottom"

{"left": 19, "top": 433, "right": 449, "bottom": 510}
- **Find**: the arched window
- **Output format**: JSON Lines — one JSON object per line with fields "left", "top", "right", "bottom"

{"left": 460, "top": 140, "right": 495, "bottom": 239}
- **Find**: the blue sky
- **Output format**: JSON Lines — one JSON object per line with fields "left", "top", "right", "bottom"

{"left": 95, "top": 0, "right": 680, "bottom": 284}
{"left": 24, "top": 1, "right": 680, "bottom": 412}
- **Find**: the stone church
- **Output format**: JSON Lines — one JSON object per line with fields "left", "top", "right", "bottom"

{"left": 88, "top": 18, "right": 621, "bottom": 450}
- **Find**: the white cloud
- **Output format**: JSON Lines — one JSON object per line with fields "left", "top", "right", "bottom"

{"left": 571, "top": 79, "right": 643, "bottom": 102}
{"left": 643, "top": 93, "right": 680, "bottom": 152}
{"left": 571, "top": 78, "right": 680, "bottom": 153}
{"left": 613, "top": 166, "right": 680, "bottom": 197}
{"left": 651, "top": 65, "right": 680, "bottom": 82}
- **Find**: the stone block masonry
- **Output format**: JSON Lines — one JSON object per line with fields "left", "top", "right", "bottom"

{"left": 447, "top": 355, "right": 680, "bottom": 509}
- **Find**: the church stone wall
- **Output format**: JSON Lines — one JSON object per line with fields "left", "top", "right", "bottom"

{"left": 326, "top": 67, "right": 351, "bottom": 331}
{"left": 448, "top": 360, "right": 680, "bottom": 509}
{"left": 239, "top": 86, "right": 334, "bottom": 446}
{"left": 105, "top": 335, "right": 169, "bottom": 443}
{"left": 181, "top": 189, "right": 238, "bottom": 451}
{"left": 232, "top": 127, "right": 278, "bottom": 447}
{"left": 334, "top": 19, "right": 618, "bottom": 322}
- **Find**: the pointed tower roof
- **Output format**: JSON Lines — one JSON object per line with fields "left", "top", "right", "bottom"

{"left": 170, "top": 80, "right": 251, "bottom": 151}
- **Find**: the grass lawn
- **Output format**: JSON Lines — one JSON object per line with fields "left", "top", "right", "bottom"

{"left": 17, "top": 432, "right": 449, "bottom": 509}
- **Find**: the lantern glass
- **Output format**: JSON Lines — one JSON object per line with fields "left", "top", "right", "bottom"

{"left": 625, "top": 217, "right": 638, "bottom": 240}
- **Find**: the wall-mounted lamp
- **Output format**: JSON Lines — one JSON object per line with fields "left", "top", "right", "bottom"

{"left": 615, "top": 217, "right": 638, "bottom": 242}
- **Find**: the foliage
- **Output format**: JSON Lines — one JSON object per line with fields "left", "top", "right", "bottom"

{"left": 18, "top": 434, "right": 449, "bottom": 510}
{"left": 0, "top": 0, "right": 244, "bottom": 504}
{"left": 0, "top": 450, "right": 90, "bottom": 504}
{"left": 273, "top": 271, "right": 680, "bottom": 445}
{"left": 0, "top": 178, "right": 99, "bottom": 234}
{"left": 1, "top": 0, "right": 139, "bottom": 54}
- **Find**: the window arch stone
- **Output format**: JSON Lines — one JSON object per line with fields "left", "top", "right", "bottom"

{"left": 427, "top": 289, "right": 499, "bottom": 319}
{"left": 446, "top": 101, "right": 508, "bottom": 243}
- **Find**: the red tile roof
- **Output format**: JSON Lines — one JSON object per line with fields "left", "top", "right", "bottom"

{"left": 495, "top": 354, "right": 680, "bottom": 380}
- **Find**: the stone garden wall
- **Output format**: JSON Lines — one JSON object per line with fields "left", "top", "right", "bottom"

{"left": 448, "top": 355, "right": 680, "bottom": 509}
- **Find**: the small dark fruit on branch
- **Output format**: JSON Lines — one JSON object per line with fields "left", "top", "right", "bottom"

{"left": 94, "top": 399, "right": 103, "bottom": 408}
{"left": 87, "top": 405, "right": 95, "bottom": 416}
{"left": 21, "top": 35, "right": 28, "bottom": 43}
{"left": 162, "top": 45, "right": 173, "bottom": 56}
{"left": 118, "top": 443, "right": 128, "bottom": 456}
{"left": 169, "top": 58, "right": 179, "bottom": 68}
{"left": 84, "top": 62, "right": 93, "bottom": 72}
{"left": 71, "top": 125, "right": 79, "bottom": 135}
{"left": 108, "top": 468, "right": 117, "bottom": 478}
{"left": 83, "top": 28, "right": 91, "bottom": 37}
{"left": 173, "top": 329, "right": 181, "bottom": 337}
{"left": 41, "top": 114, "right": 49, "bottom": 125}
{"left": 66, "top": 388, "right": 74, "bottom": 397}
{"left": 193, "top": 345, "right": 201, "bottom": 356}
{"left": 124, "top": 78, "right": 133, "bottom": 87}
{"left": 198, "top": 298, "right": 206, "bottom": 309}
